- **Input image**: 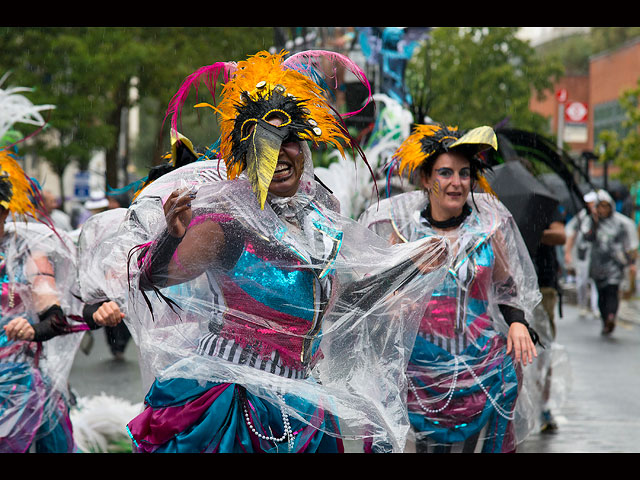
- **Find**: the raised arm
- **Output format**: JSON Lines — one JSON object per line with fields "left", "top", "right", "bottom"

{"left": 139, "top": 188, "right": 234, "bottom": 289}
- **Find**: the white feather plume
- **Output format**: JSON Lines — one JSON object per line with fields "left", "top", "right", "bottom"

{"left": 314, "top": 94, "right": 414, "bottom": 219}
{"left": 70, "top": 393, "right": 143, "bottom": 453}
{"left": 0, "top": 72, "right": 55, "bottom": 142}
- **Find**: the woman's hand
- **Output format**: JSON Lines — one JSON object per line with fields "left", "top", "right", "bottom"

{"left": 3, "top": 316, "right": 35, "bottom": 341}
{"left": 164, "top": 188, "right": 195, "bottom": 238}
{"left": 92, "top": 301, "right": 125, "bottom": 327}
{"left": 506, "top": 322, "right": 537, "bottom": 366}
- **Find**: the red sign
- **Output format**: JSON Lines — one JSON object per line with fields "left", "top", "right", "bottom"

{"left": 565, "top": 101, "right": 588, "bottom": 122}
{"left": 555, "top": 88, "right": 568, "bottom": 103}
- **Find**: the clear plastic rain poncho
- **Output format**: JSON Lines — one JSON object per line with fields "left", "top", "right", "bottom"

{"left": 359, "top": 190, "right": 543, "bottom": 452}
{"left": 97, "top": 142, "right": 452, "bottom": 452}
{"left": 586, "top": 189, "right": 636, "bottom": 288}
{"left": 75, "top": 207, "right": 130, "bottom": 309}
{"left": 0, "top": 222, "right": 86, "bottom": 452}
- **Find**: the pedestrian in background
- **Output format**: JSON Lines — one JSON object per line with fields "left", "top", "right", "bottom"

{"left": 41, "top": 190, "right": 72, "bottom": 231}
{"left": 585, "top": 190, "right": 636, "bottom": 335}
{"left": 532, "top": 204, "right": 566, "bottom": 433}
{"left": 565, "top": 192, "right": 599, "bottom": 319}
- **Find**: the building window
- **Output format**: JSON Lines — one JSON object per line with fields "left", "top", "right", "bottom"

{"left": 593, "top": 100, "right": 631, "bottom": 141}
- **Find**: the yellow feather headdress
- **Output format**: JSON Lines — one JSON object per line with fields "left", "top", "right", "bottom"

{"left": 0, "top": 148, "right": 42, "bottom": 221}
{"left": 394, "top": 123, "right": 498, "bottom": 195}
{"left": 165, "top": 50, "right": 372, "bottom": 209}
{"left": 0, "top": 75, "right": 55, "bottom": 223}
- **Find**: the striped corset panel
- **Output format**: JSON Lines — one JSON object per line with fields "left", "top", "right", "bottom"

{"left": 196, "top": 332, "right": 307, "bottom": 380}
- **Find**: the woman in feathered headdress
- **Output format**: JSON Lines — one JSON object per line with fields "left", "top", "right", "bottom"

{"left": 0, "top": 75, "right": 125, "bottom": 452}
{"left": 0, "top": 76, "right": 77, "bottom": 452}
{"left": 359, "top": 122, "right": 543, "bottom": 453}
{"left": 117, "top": 50, "right": 450, "bottom": 453}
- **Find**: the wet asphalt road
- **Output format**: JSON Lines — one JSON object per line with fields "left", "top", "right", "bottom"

{"left": 69, "top": 327, "right": 144, "bottom": 405}
{"left": 517, "top": 302, "right": 640, "bottom": 453}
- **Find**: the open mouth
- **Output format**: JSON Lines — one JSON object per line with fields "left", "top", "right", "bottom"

{"left": 271, "top": 159, "right": 293, "bottom": 182}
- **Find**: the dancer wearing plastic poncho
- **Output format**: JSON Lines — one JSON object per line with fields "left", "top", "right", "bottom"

{"left": 359, "top": 123, "right": 543, "bottom": 453}
{"left": 0, "top": 77, "right": 122, "bottom": 452}
{"left": 0, "top": 152, "right": 88, "bottom": 452}
{"left": 114, "top": 51, "right": 449, "bottom": 453}
{"left": 0, "top": 81, "right": 73, "bottom": 452}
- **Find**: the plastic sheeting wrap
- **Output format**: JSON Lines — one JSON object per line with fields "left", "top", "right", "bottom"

{"left": 0, "top": 222, "right": 85, "bottom": 452}
{"left": 103, "top": 148, "right": 452, "bottom": 452}
{"left": 359, "top": 190, "right": 544, "bottom": 452}
{"left": 75, "top": 207, "right": 130, "bottom": 308}
{"left": 524, "top": 303, "right": 571, "bottom": 429}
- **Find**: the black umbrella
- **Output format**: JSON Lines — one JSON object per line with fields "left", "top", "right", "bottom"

{"left": 538, "top": 172, "right": 583, "bottom": 217}
{"left": 485, "top": 161, "right": 560, "bottom": 258}
{"left": 484, "top": 128, "right": 588, "bottom": 217}
{"left": 579, "top": 177, "right": 629, "bottom": 199}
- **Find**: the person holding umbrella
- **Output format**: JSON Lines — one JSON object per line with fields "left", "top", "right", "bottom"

{"left": 360, "top": 123, "right": 542, "bottom": 453}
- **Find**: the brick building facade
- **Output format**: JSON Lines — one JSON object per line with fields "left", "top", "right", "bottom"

{"left": 530, "top": 37, "right": 640, "bottom": 159}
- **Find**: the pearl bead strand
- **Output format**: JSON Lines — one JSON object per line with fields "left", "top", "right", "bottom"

{"left": 409, "top": 355, "right": 515, "bottom": 421}
{"left": 408, "top": 356, "right": 459, "bottom": 414}
{"left": 243, "top": 393, "right": 296, "bottom": 451}
{"left": 459, "top": 357, "right": 515, "bottom": 420}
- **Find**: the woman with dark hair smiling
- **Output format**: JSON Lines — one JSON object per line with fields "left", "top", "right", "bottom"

{"left": 360, "top": 123, "right": 542, "bottom": 453}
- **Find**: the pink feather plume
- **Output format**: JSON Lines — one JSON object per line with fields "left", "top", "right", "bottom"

{"left": 165, "top": 62, "right": 237, "bottom": 133}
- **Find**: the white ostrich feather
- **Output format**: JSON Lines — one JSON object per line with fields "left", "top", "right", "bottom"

{"left": 0, "top": 72, "right": 55, "bottom": 141}
{"left": 315, "top": 94, "right": 414, "bottom": 219}
{"left": 70, "top": 393, "right": 143, "bottom": 453}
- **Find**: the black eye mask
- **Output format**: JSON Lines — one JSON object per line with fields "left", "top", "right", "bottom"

{"left": 228, "top": 92, "right": 312, "bottom": 171}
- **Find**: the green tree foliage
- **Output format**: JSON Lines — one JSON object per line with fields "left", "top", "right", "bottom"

{"left": 590, "top": 27, "right": 640, "bottom": 53}
{"left": 535, "top": 32, "right": 593, "bottom": 76}
{"left": 1, "top": 27, "right": 123, "bottom": 201}
{"left": 0, "top": 27, "right": 272, "bottom": 201}
{"left": 405, "top": 27, "right": 564, "bottom": 132}
{"left": 597, "top": 79, "right": 640, "bottom": 187}
{"left": 535, "top": 27, "right": 640, "bottom": 77}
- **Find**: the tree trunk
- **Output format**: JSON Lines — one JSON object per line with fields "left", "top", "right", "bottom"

{"left": 57, "top": 166, "right": 66, "bottom": 211}
{"left": 105, "top": 83, "right": 129, "bottom": 191}
{"left": 152, "top": 120, "right": 167, "bottom": 167}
